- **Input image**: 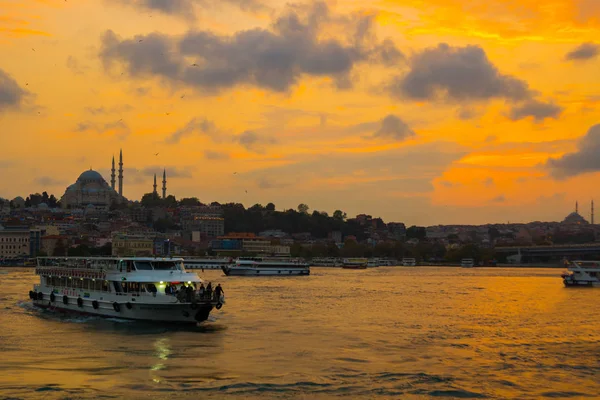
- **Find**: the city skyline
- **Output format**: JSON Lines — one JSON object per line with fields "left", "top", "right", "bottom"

{"left": 1, "top": 0, "right": 600, "bottom": 225}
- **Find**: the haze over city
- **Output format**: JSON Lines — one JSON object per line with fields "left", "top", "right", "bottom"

{"left": 1, "top": 0, "right": 600, "bottom": 225}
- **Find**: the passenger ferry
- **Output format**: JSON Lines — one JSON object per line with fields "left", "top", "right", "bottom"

{"left": 30, "top": 257, "right": 225, "bottom": 323}
{"left": 461, "top": 258, "right": 475, "bottom": 268}
{"left": 562, "top": 260, "right": 600, "bottom": 287}
{"left": 182, "top": 257, "right": 232, "bottom": 270}
{"left": 311, "top": 257, "right": 340, "bottom": 267}
{"left": 222, "top": 257, "right": 310, "bottom": 276}
{"left": 402, "top": 258, "right": 417, "bottom": 266}
{"left": 342, "top": 258, "right": 368, "bottom": 269}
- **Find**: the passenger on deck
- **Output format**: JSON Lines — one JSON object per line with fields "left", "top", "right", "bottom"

{"left": 185, "top": 285, "right": 194, "bottom": 302}
{"left": 176, "top": 285, "right": 186, "bottom": 302}
{"left": 206, "top": 282, "right": 212, "bottom": 299}
{"left": 214, "top": 284, "right": 224, "bottom": 300}
{"left": 198, "top": 283, "right": 205, "bottom": 298}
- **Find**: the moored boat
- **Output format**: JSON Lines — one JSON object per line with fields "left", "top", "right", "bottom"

{"left": 402, "top": 257, "right": 416, "bottom": 266}
{"left": 182, "top": 257, "right": 233, "bottom": 270}
{"left": 222, "top": 257, "right": 310, "bottom": 276}
{"left": 562, "top": 260, "right": 600, "bottom": 287}
{"left": 342, "top": 258, "right": 368, "bottom": 269}
{"left": 30, "top": 257, "right": 225, "bottom": 323}
{"left": 461, "top": 258, "right": 475, "bottom": 268}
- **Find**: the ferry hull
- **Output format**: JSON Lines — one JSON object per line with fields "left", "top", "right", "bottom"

{"left": 342, "top": 265, "right": 367, "bottom": 270}
{"left": 222, "top": 266, "right": 309, "bottom": 276}
{"left": 30, "top": 292, "right": 219, "bottom": 323}
{"left": 563, "top": 279, "right": 600, "bottom": 288}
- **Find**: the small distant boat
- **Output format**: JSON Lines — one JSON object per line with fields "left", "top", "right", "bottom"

{"left": 222, "top": 257, "right": 310, "bottom": 276}
{"left": 342, "top": 258, "right": 368, "bottom": 269}
{"left": 461, "top": 258, "right": 475, "bottom": 268}
{"left": 562, "top": 260, "right": 600, "bottom": 287}
{"left": 402, "top": 257, "right": 416, "bottom": 266}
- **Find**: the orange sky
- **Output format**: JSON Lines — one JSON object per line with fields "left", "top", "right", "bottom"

{"left": 0, "top": 0, "right": 599, "bottom": 225}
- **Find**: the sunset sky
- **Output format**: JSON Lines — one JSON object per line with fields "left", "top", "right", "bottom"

{"left": 1, "top": 0, "right": 600, "bottom": 225}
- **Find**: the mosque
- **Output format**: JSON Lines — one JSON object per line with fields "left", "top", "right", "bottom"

{"left": 60, "top": 150, "right": 168, "bottom": 211}
{"left": 562, "top": 201, "right": 592, "bottom": 225}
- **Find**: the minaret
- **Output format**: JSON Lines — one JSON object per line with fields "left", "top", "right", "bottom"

{"left": 162, "top": 168, "right": 167, "bottom": 199}
{"left": 576, "top": 201, "right": 579, "bottom": 214}
{"left": 592, "top": 200, "right": 595, "bottom": 225}
{"left": 153, "top": 173, "right": 157, "bottom": 195}
{"left": 110, "top": 155, "right": 116, "bottom": 190}
{"left": 118, "top": 149, "right": 123, "bottom": 196}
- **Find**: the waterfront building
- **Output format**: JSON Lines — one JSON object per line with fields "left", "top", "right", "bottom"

{"left": 0, "top": 227, "right": 30, "bottom": 258}
{"left": 111, "top": 233, "right": 154, "bottom": 256}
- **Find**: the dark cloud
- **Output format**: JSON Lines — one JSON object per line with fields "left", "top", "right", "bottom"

{"left": 508, "top": 99, "right": 563, "bottom": 122}
{"left": 85, "top": 104, "right": 133, "bottom": 115}
{"left": 111, "top": 0, "right": 266, "bottom": 20}
{"left": 204, "top": 150, "right": 229, "bottom": 160}
{"left": 372, "top": 115, "right": 415, "bottom": 141}
{"left": 547, "top": 124, "right": 600, "bottom": 178}
{"left": 140, "top": 165, "right": 193, "bottom": 178}
{"left": 388, "top": 44, "right": 530, "bottom": 102}
{"left": 35, "top": 176, "right": 66, "bottom": 186}
{"left": 235, "top": 130, "right": 276, "bottom": 153}
{"left": 484, "top": 177, "right": 494, "bottom": 187}
{"left": 0, "top": 68, "right": 29, "bottom": 112}
{"left": 565, "top": 42, "right": 599, "bottom": 61}
{"left": 165, "top": 117, "right": 216, "bottom": 144}
{"left": 491, "top": 194, "right": 506, "bottom": 203}
{"left": 99, "top": 2, "right": 402, "bottom": 93}
{"left": 386, "top": 43, "right": 561, "bottom": 122}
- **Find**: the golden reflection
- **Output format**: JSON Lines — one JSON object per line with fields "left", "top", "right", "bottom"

{"left": 150, "top": 337, "right": 171, "bottom": 383}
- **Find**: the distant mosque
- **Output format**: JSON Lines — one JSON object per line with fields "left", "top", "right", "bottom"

{"left": 60, "top": 150, "right": 169, "bottom": 211}
{"left": 562, "top": 201, "right": 593, "bottom": 225}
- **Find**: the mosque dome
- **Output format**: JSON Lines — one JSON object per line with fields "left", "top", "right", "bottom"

{"left": 38, "top": 203, "right": 49, "bottom": 209}
{"left": 563, "top": 212, "right": 588, "bottom": 225}
{"left": 77, "top": 170, "right": 104, "bottom": 182}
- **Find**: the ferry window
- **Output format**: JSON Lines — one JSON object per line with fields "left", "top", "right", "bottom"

{"left": 113, "top": 281, "right": 123, "bottom": 293}
{"left": 94, "top": 280, "right": 102, "bottom": 291}
{"left": 134, "top": 261, "right": 153, "bottom": 270}
{"left": 152, "top": 261, "right": 178, "bottom": 270}
{"left": 102, "top": 280, "right": 109, "bottom": 292}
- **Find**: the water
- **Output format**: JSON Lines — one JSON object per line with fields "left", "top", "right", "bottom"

{"left": 1, "top": 267, "right": 599, "bottom": 399}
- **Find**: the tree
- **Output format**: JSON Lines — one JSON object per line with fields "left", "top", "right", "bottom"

{"left": 297, "top": 203, "right": 309, "bottom": 214}
{"left": 179, "top": 197, "right": 201, "bottom": 206}
{"left": 53, "top": 239, "right": 66, "bottom": 256}
{"left": 249, "top": 204, "right": 264, "bottom": 211}
{"left": 164, "top": 195, "right": 178, "bottom": 208}
{"left": 266, "top": 203, "right": 276, "bottom": 211}
{"left": 333, "top": 210, "right": 347, "bottom": 221}
{"left": 141, "top": 192, "right": 162, "bottom": 208}
{"left": 406, "top": 226, "right": 427, "bottom": 240}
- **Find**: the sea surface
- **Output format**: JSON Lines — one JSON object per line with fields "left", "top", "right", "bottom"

{"left": 1, "top": 267, "right": 599, "bottom": 399}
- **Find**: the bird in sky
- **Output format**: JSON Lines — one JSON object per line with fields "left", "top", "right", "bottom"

{"left": 138, "top": 39, "right": 143, "bottom": 43}
{"left": 154, "top": 153, "right": 159, "bottom": 156}
{"left": 165, "top": 112, "right": 170, "bottom": 116}
{"left": 180, "top": 94, "right": 185, "bottom": 99}
{"left": 233, "top": 172, "right": 237, "bottom": 174}
{"left": 31, "top": 48, "right": 35, "bottom": 52}
{"left": 245, "top": 190, "right": 248, "bottom": 194}
{"left": 191, "top": 63, "right": 199, "bottom": 67}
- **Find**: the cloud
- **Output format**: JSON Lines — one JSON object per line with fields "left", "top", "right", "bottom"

{"left": 99, "top": 2, "right": 402, "bottom": 93}
{"left": 75, "top": 120, "right": 131, "bottom": 138}
{"left": 508, "top": 99, "right": 563, "bottom": 122}
{"left": 235, "top": 130, "right": 276, "bottom": 153}
{"left": 388, "top": 44, "right": 530, "bottom": 102}
{"left": 140, "top": 165, "right": 193, "bottom": 178}
{"left": 565, "top": 43, "right": 599, "bottom": 61}
{"left": 165, "top": 117, "right": 216, "bottom": 144}
{"left": 110, "top": 0, "right": 267, "bottom": 21}
{"left": 386, "top": 43, "right": 560, "bottom": 122}
{"left": 257, "top": 177, "right": 289, "bottom": 189}
{"left": 35, "top": 176, "right": 66, "bottom": 186}
{"left": 491, "top": 194, "right": 506, "bottom": 203}
{"left": 85, "top": 104, "right": 134, "bottom": 115}
{"left": 0, "top": 68, "right": 29, "bottom": 112}
{"left": 547, "top": 124, "right": 600, "bottom": 178}
{"left": 483, "top": 177, "right": 494, "bottom": 187}
{"left": 203, "top": 150, "right": 229, "bottom": 160}
{"left": 66, "top": 56, "right": 89, "bottom": 75}
{"left": 371, "top": 115, "right": 415, "bottom": 141}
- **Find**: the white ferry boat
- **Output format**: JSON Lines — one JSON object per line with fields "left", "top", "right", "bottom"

{"left": 222, "top": 257, "right": 310, "bottom": 276}
{"left": 342, "top": 258, "right": 368, "bottom": 269}
{"left": 402, "top": 257, "right": 416, "bottom": 266}
{"left": 182, "top": 257, "right": 233, "bottom": 270}
{"left": 30, "top": 257, "right": 225, "bottom": 323}
{"left": 461, "top": 258, "right": 475, "bottom": 268}
{"left": 562, "top": 260, "right": 600, "bottom": 287}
